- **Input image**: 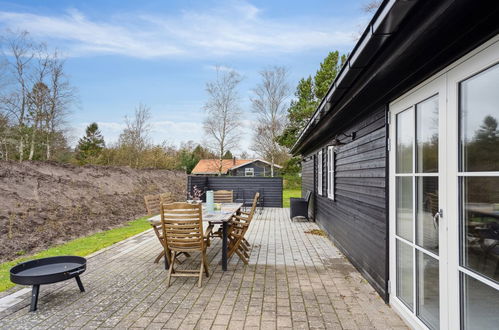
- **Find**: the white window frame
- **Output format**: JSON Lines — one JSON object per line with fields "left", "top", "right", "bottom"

{"left": 317, "top": 150, "right": 323, "bottom": 195}
{"left": 245, "top": 167, "right": 254, "bottom": 177}
{"left": 327, "top": 146, "right": 335, "bottom": 200}
{"left": 388, "top": 35, "right": 499, "bottom": 330}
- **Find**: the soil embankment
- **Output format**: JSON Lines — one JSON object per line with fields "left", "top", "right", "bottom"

{"left": 0, "top": 161, "right": 186, "bottom": 262}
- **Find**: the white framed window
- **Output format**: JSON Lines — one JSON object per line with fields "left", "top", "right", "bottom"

{"left": 327, "top": 146, "right": 335, "bottom": 200}
{"left": 317, "top": 150, "right": 323, "bottom": 195}
{"left": 245, "top": 168, "right": 254, "bottom": 177}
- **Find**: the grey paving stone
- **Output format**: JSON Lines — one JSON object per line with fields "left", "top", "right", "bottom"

{"left": 0, "top": 208, "right": 407, "bottom": 330}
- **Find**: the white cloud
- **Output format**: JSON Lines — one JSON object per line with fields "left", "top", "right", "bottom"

{"left": 0, "top": 2, "right": 357, "bottom": 59}
{"left": 204, "top": 65, "right": 236, "bottom": 72}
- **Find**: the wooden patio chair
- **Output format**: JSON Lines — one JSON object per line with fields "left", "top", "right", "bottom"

{"left": 144, "top": 194, "right": 188, "bottom": 265}
{"left": 227, "top": 192, "right": 259, "bottom": 264}
{"left": 214, "top": 190, "right": 233, "bottom": 203}
{"left": 161, "top": 202, "right": 210, "bottom": 287}
{"left": 160, "top": 191, "right": 174, "bottom": 204}
{"left": 238, "top": 192, "right": 259, "bottom": 249}
{"left": 208, "top": 190, "right": 234, "bottom": 240}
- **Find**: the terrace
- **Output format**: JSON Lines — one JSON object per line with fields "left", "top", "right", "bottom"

{"left": 0, "top": 208, "right": 406, "bottom": 329}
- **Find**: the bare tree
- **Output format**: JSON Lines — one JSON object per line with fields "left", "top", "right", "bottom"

{"left": 0, "top": 31, "right": 75, "bottom": 161}
{"left": 27, "top": 44, "right": 51, "bottom": 160}
{"left": 44, "top": 51, "right": 75, "bottom": 160}
{"left": 203, "top": 66, "right": 242, "bottom": 174}
{"left": 250, "top": 66, "right": 290, "bottom": 176}
{"left": 119, "top": 103, "right": 152, "bottom": 168}
{"left": 1, "top": 31, "right": 35, "bottom": 162}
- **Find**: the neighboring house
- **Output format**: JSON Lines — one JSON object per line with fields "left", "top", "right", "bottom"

{"left": 292, "top": 1, "right": 499, "bottom": 330}
{"left": 191, "top": 158, "right": 281, "bottom": 176}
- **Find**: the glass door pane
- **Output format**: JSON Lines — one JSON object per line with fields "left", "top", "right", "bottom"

{"left": 397, "top": 108, "right": 414, "bottom": 173}
{"left": 416, "top": 96, "right": 439, "bottom": 173}
{"left": 416, "top": 177, "right": 439, "bottom": 254}
{"left": 397, "top": 176, "right": 413, "bottom": 241}
{"left": 394, "top": 93, "right": 441, "bottom": 328}
{"left": 460, "top": 64, "right": 499, "bottom": 172}
{"left": 417, "top": 251, "right": 440, "bottom": 329}
{"left": 397, "top": 240, "right": 414, "bottom": 310}
{"left": 462, "top": 274, "right": 499, "bottom": 329}
{"left": 461, "top": 177, "right": 499, "bottom": 282}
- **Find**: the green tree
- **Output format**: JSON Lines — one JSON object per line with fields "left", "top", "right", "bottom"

{"left": 314, "top": 51, "right": 345, "bottom": 100}
{"left": 178, "top": 144, "right": 214, "bottom": 174}
{"left": 277, "top": 51, "right": 346, "bottom": 149}
{"left": 466, "top": 115, "right": 499, "bottom": 171}
{"left": 222, "top": 150, "right": 233, "bottom": 159}
{"left": 76, "top": 123, "right": 105, "bottom": 163}
{"left": 277, "top": 77, "right": 316, "bottom": 148}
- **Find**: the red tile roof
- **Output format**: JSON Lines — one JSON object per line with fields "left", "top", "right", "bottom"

{"left": 191, "top": 159, "right": 254, "bottom": 174}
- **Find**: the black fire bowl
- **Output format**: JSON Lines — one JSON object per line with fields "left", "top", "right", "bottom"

{"left": 10, "top": 256, "right": 87, "bottom": 311}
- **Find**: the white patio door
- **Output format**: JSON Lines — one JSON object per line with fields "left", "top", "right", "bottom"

{"left": 389, "top": 76, "right": 447, "bottom": 330}
{"left": 389, "top": 36, "right": 499, "bottom": 330}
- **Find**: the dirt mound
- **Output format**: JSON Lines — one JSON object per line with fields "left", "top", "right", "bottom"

{"left": 0, "top": 161, "right": 186, "bottom": 262}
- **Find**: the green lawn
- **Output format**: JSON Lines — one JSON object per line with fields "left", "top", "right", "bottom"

{"left": 283, "top": 189, "right": 302, "bottom": 208}
{"left": 0, "top": 216, "right": 150, "bottom": 293}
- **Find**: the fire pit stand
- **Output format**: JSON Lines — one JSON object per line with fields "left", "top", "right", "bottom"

{"left": 10, "top": 256, "right": 87, "bottom": 311}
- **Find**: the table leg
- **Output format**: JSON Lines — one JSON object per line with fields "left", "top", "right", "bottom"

{"left": 75, "top": 275, "right": 85, "bottom": 292}
{"left": 222, "top": 221, "right": 228, "bottom": 271}
{"left": 30, "top": 284, "right": 40, "bottom": 312}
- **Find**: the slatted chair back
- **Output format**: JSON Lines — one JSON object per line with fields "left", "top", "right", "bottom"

{"left": 161, "top": 202, "right": 205, "bottom": 253}
{"left": 246, "top": 192, "right": 260, "bottom": 223}
{"left": 160, "top": 191, "right": 174, "bottom": 204}
{"left": 214, "top": 190, "right": 233, "bottom": 203}
{"left": 226, "top": 192, "right": 259, "bottom": 264}
{"left": 144, "top": 194, "right": 161, "bottom": 216}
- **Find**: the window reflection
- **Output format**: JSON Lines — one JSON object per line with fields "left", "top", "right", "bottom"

{"left": 416, "top": 96, "right": 439, "bottom": 173}
{"left": 417, "top": 177, "right": 439, "bottom": 254}
{"left": 462, "top": 177, "right": 499, "bottom": 283}
{"left": 462, "top": 274, "right": 499, "bottom": 329}
{"left": 460, "top": 63, "right": 499, "bottom": 172}
{"left": 397, "top": 109, "right": 413, "bottom": 173}
{"left": 417, "top": 252, "right": 439, "bottom": 330}
{"left": 397, "top": 240, "right": 414, "bottom": 310}
{"left": 397, "top": 177, "right": 413, "bottom": 242}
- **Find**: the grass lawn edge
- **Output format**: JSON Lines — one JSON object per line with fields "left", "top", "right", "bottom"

{"left": 283, "top": 188, "right": 301, "bottom": 208}
{"left": 0, "top": 216, "right": 150, "bottom": 293}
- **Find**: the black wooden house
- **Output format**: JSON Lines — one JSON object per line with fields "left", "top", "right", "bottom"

{"left": 292, "top": 1, "right": 499, "bottom": 329}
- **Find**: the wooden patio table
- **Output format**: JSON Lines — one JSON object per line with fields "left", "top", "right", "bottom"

{"left": 148, "top": 202, "right": 243, "bottom": 271}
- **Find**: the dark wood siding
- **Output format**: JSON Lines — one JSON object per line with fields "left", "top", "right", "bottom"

{"left": 301, "top": 156, "right": 315, "bottom": 219}
{"left": 301, "top": 106, "right": 389, "bottom": 300}
{"left": 230, "top": 161, "right": 277, "bottom": 177}
{"left": 187, "top": 176, "right": 283, "bottom": 207}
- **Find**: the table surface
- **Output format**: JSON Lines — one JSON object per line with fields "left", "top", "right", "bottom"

{"left": 148, "top": 203, "right": 243, "bottom": 224}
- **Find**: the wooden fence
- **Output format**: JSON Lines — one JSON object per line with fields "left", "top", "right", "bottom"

{"left": 187, "top": 176, "right": 283, "bottom": 208}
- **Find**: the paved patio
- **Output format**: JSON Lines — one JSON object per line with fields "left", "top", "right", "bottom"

{"left": 0, "top": 208, "right": 407, "bottom": 329}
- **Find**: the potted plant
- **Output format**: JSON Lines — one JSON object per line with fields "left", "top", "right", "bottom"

{"left": 188, "top": 185, "right": 204, "bottom": 204}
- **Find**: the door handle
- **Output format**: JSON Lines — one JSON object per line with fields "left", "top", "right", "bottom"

{"left": 433, "top": 209, "right": 443, "bottom": 228}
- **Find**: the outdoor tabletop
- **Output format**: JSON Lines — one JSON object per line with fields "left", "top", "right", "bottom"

{"left": 147, "top": 202, "right": 243, "bottom": 224}
{"left": 147, "top": 202, "right": 243, "bottom": 272}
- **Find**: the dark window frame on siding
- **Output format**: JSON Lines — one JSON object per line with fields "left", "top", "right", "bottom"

{"left": 327, "top": 146, "right": 335, "bottom": 200}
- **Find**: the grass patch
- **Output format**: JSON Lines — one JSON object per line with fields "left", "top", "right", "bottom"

{"left": 283, "top": 188, "right": 302, "bottom": 208}
{"left": 304, "top": 229, "right": 328, "bottom": 237}
{"left": 0, "top": 216, "right": 150, "bottom": 293}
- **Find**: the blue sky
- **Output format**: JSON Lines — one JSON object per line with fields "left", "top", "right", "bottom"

{"left": 0, "top": 0, "right": 369, "bottom": 154}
